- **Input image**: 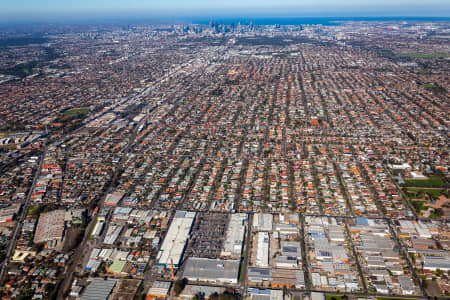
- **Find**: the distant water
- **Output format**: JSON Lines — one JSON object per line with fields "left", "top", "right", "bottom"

{"left": 2, "top": 16, "right": 449, "bottom": 28}
{"left": 191, "top": 16, "right": 450, "bottom": 26}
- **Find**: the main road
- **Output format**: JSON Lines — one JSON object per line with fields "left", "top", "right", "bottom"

{"left": 240, "top": 213, "right": 253, "bottom": 297}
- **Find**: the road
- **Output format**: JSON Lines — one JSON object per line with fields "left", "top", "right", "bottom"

{"left": 0, "top": 145, "right": 47, "bottom": 284}
{"left": 240, "top": 213, "right": 252, "bottom": 297}
{"left": 299, "top": 215, "right": 311, "bottom": 292}
{"left": 343, "top": 219, "right": 368, "bottom": 293}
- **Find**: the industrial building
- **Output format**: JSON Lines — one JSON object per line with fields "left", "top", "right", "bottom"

{"left": 422, "top": 256, "right": 450, "bottom": 271}
{"left": 221, "top": 213, "right": 247, "bottom": 258}
{"left": 33, "top": 209, "right": 65, "bottom": 249}
{"left": 182, "top": 257, "right": 240, "bottom": 284}
{"left": 91, "top": 220, "right": 105, "bottom": 237}
{"left": 256, "top": 232, "right": 269, "bottom": 267}
{"left": 146, "top": 281, "right": 171, "bottom": 299}
{"left": 157, "top": 210, "right": 195, "bottom": 268}
{"left": 103, "top": 225, "right": 123, "bottom": 245}
{"left": 398, "top": 276, "right": 415, "bottom": 295}
{"left": 81, "top": 278, "right": 117, "bottom": 300}
{"left": 253, "top": 213, "right": 273, "bottom": 231}
{"left": 280, "top": 241, "right": 302, "bottom": 260}
{"left": 104, "top": 191, "right": 125, "bottom": 206}
{"left": 247, "top": 288, "right": 284, "bottom": 300}
{"left": 248, "top": 267, "right": 272, "bottom": 283}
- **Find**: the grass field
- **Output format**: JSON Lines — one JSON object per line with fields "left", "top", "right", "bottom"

{"left": 406, "top": 188, "right": 445, "bottom": 197}
{"left": 423, "top": 83, "right": 437, "bottom": 89}
{"left": 325, "top": 295, "right": 343, "bottom": 300}
{"left": 404, "top": 177, "right": 445, "bottom": 187}
{"left": 396, "top": 52, "right": 449, "bottom": 59}
{"left": 27, "top": 205, "right": 40, "bottom": 217}
{"left": 422, "top": 83, "right": 447, "bottom": 94}
{"left": 62, "top": 107, "right": 89, "bottom": 116}
{"left": 410, "top": 200, "right": 427, "bottom": 212}
{"left": 87, "top": 218, "right": 98, "bottom": 240}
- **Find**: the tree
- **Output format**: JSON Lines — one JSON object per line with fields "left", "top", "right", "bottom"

{"left": 193, "top": 293, "right": 204, "bottom": 300}
{"left": 173, "top": 278, "right": 188, "bottom": 296}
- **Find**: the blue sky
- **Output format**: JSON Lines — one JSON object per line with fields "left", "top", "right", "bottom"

{"left": 2, "top": 0, "right": 450, "bottom": 21}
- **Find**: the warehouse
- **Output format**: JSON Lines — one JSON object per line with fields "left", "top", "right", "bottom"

{"left": 103, "top": 225, "right": 123, "bottom": 245}
{"left": 91, "top": 220, "right": 105, "bottom": 237}
{"left": 182, "top": 257, "right": 240, "bottom": 284}
{"left": 274, "top": 223, "right": 298, "bottom": 235}
{"left": 275, "top": 255, "right": 298, "bottom": 268}
{"left": 248, "top": 288, "right": 283, "bottom": 300}
{"left": 157, "top": 211, "right": 195, "bottom": 268}
{"left": 328, "top": 225, "right": 345, "bottom": 242}
{"left": 248, "top": 267, "right": 272, "bottom": 283}
{"left": 221, "top": 213, "right": 247, "bottom": 258}
{"left": 398, "top": 275, "right": 415, "bottom": 295}
{"left": 422, "top": 256, "right": 450, "bottom": 271}
{"left": 295, "top": 270, "right": 305, "bottom": 288}
{"left": 253, "top": 213, "right": 273, "bottom": 231}
{"left": 146, "top": 281, "right": 171, "bottom": 299}
{"left": 280, "top": 241, "right": 302, "bottom": 259}
{"left": 104, "top": 191, "right": 125, "bottom": 206}
{"left": 33, "top": 209, "right": 66, "bottom": 249}
{"left": 256, "top": 232, "right": 269, "bottom": 267}
{"left": 81, "top": 278, "right": 117, "bottom": 300}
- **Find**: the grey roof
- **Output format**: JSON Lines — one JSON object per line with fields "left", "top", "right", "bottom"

{"left": 296, "top": 270, "right": 305, "bottom": 286}
{"left": 152, "top": 281, "right": 172, "bottom": 289}
{"left": 398, "top": 275, "right": 415, "bottom": 291}
{"left": 276, "top": 255, "right": 297, "bottom": 265}
{"left": 81, "top": 278, "right": 117, "bottom": 300}
{"left": 248, "top": 267, "right": 272, "bottom": 280}
{"left": 183, "top": 257, "right": 240, "bottom": 281}
{"left": 423, "top": 256, "right": 450, "bottom": 269}
{"left": 280, "top": 241, "right": 301, "bottom": 257}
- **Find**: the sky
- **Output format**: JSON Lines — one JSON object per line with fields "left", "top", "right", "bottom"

{"left": 2, "top": 0, "right": 450, "bottom": 22}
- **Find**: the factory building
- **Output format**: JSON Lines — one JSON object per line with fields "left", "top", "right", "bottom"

{"left": 221, "top": 213, "right": 247, "bottom": 258}
{"left": 253, "top": 213, "right": 273, "bottom": 231}
{"left": 157, "top": 210, "right": 195, "bottom": 268}
{"left": 256, "top": 232, "right": 270, "bottom": 267}
{"left": 33, "top": 209, "right": 66, "bottom": 249}
{"left": 182, "top": 257, "right": 240, "bottom": 284}
{"left": 81, "top": 278, "right": 117, "bottom": 300}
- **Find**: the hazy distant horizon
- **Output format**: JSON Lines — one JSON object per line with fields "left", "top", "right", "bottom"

{"left": 1, "top": 15, "right": 450, "bottom": 27}
{"left": 1, "top": 0, "right": 450, "bottom": 24}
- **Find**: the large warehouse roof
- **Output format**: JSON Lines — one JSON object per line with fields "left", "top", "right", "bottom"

{"left": 183, "top": 257, "right": 240, "bottom": 284}
{"left": 81, "top": 278, "right": 117, "bottom": 300}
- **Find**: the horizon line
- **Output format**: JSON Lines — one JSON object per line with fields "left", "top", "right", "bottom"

{"left": 1, "top": 15, "right": 450, "bottom": 26}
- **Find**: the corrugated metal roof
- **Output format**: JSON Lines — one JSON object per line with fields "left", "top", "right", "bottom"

{"left": 81, "top": 278, "right": 117, "bottom": 300}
